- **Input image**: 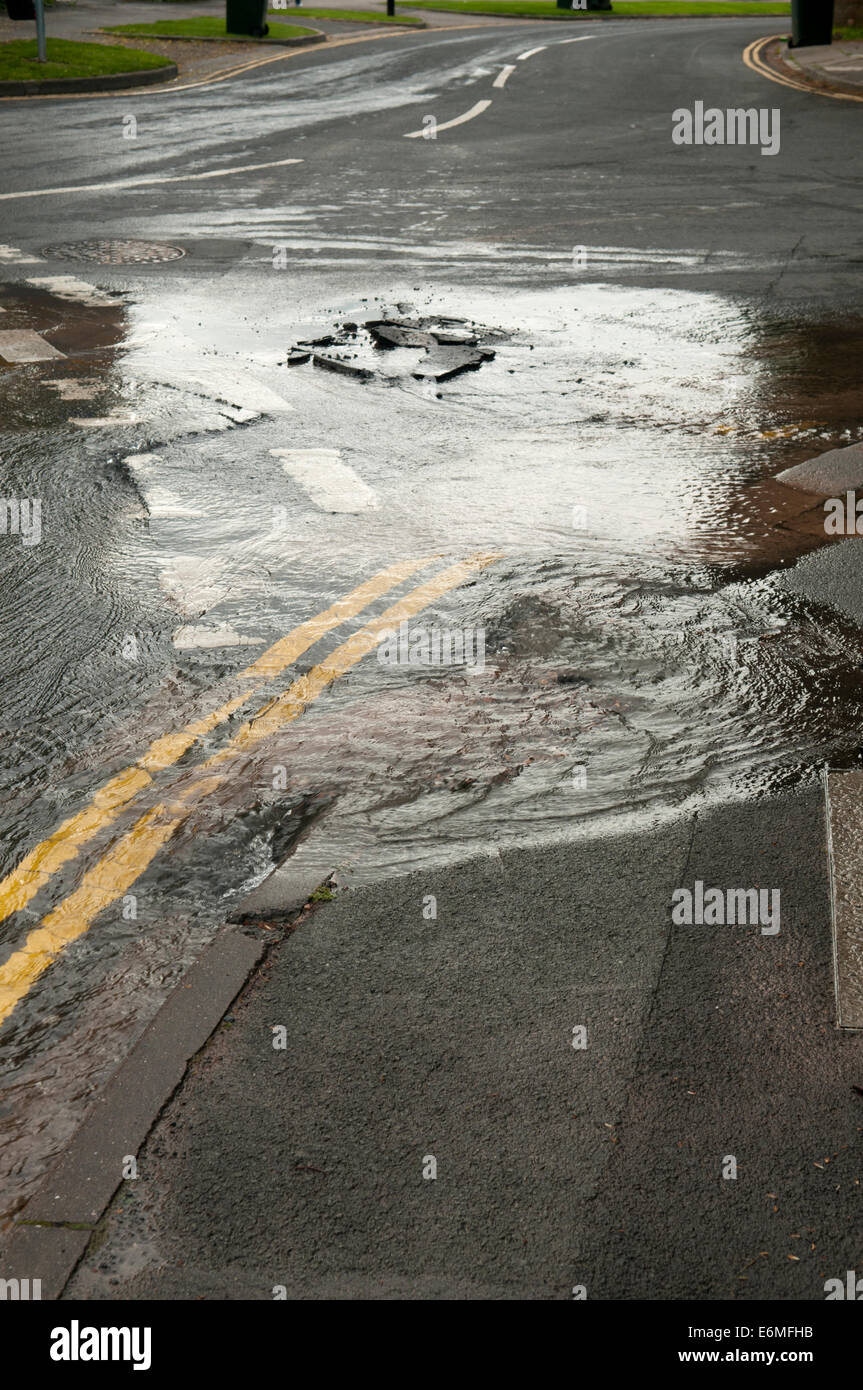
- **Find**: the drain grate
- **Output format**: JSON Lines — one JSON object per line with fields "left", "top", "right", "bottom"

{"left": 42, "top": 239, "right": 186, "bottom": 265}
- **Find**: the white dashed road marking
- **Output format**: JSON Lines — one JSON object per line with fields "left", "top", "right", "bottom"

{"left": 173, "top": 623, "right": 264, "bottom": 651}
{"left": 45, "top": 378, "right": 99, "bottom": 400}
{"left": 493, "top": 64, "right": 516, "bottom": 89}
{"left": 27, "top": 277, "right": 123, "bottom": 307}
{"left": 272, "top": 448, "right": 379, "bottom": 514}
{"left": 557, "top": 36, "right": 597, "bottom": 45}
{"left": 0, "top": 156, "right": 304, "bottom": 203}
{"left": 404, "top": 99, "right": 493, "bottom": 139}
{"left": 517, "top": 46, "right": 546, "bottom": 61}
{"left": 0, "top": 330, "right": 65, "bottom": 363}
{"left": 69, "top": 411, "right": 141, "bottom": 427}
{"left": 0, "top": 244, "right": 43, "bottom": 264}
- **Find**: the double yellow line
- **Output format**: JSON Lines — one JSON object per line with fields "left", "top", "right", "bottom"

{"left": 0, "top": 552, "right": 499, "bottom": 1026}
{"left": 743, "top": 35, "right": 863, "bottom": 105}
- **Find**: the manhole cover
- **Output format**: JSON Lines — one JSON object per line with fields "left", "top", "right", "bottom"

{"left": 41, "top": 239, "right": 186, "bottom": 265}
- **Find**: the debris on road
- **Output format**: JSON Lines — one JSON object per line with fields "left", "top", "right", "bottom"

{"left": 312, "top": 353, "right": 374, "bottom": 382}
{"left": 286, "top": 309, "right": 502, "bottom": 386}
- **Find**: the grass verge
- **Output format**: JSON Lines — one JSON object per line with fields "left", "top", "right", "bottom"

{"left": 403, "top": 2, "right": 790, "bottom": 17}
{"left": 104, "top": 16, "right": 316, "bottom": 39}
{"left": 0, "top": 36, "right": 170, "bottom": 80}
{"left": 269, "top": 6, "right": 423, "bottom": 21}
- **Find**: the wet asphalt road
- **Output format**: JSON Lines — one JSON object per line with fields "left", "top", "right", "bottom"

{"left": 2, "top": 11, "right": 863, "bottom": 1290}
{"left": 0, "top": 15, "right": 860, "bottom": 288}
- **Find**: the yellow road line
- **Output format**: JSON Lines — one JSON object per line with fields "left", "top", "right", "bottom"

{"left": 0, "top": 551, "right": 501, "bottom": 1027}
{"left": 0, "top": 556, "right": 433, "bottom": 927}
{"left": 743, "top": 35, "right": 863, "bottom": 105}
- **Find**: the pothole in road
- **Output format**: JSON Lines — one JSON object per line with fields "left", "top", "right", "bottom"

{"left": 42, "top": 240, "right": 186, "bottom": 265}
{"left": 287, "top": 308, "right": 512, "bottom": 385}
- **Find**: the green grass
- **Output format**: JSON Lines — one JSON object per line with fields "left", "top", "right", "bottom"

{"left": 404, "top": 1, "right": 790, "bottom": 16}
{"left": 0, "top": 36, "right": 170, "bottom": 80}
{"left": 104, "top": 16, "right": 316, "bottom": 38}
{"left": 834, "top": 27, "right": 863, "bottom": 40}
{"left": 269, "top": 6, "right": 423, "bottom": 21}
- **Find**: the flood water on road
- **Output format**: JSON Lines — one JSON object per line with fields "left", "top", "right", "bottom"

{"left": 3, "top": 271, "right": 863, "bottom": 1215}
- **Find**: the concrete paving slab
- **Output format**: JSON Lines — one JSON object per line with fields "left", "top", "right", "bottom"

{"left": 227, "top": 862, "right": 332, "bottom": 923}
{"left": 0, "top": 330, "right": 65, "bottom": 363}
{"left": 776, "top": 443, "right": 863, "bottom": 496}
{"left": 776, "top": 536, "right": 863, "bottom": 626}
{"left": 0, "top": 1224, "right": 90, "bottom": 1303}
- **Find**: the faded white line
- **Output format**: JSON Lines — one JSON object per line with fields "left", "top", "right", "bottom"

{"left": 0, "top": 244, "right": 43, "bottom": 263}
{"left": 517, "top": 46, "right": 546, "bottom": 60}
{"left": 27, "top": 276, "right": 123, "bottom": 307}
{"left": 45, "top": 378, "right": 99, "bottom": 400}
{"left": 0, "top": 156, "right": 303, "bottom": 203}
{"left": 404, "top": 99, "right": 492, "bottom": 139}
{"left": 557, "top": 36, "right": 597, "bottom": 45}
{"left": 272, "top": 448, "right": 379, "bottom": 514}
{"left": 69, "top": 411, "right": 141, "bottom": 427}
{"left": 0, "top": 330, "right": 65, "bottom": 363}
{"left": 493, "top": 64, "right": 516, "bottom": 89}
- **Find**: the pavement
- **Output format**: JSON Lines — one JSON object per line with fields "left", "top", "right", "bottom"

{"left": 781, "top": 37, "right": 863, "bottom": 96}
{"left": 45, "top": 786, "right": 861, "bottom": 1301}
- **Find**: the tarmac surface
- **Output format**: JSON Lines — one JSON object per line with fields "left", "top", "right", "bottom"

{"left": 62, "top": 786, "right": 863, "bottom": 1301}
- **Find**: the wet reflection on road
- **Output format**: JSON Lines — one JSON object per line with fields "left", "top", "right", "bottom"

{"left": 2, "top": 274, "right": 863, "bottom": 1215}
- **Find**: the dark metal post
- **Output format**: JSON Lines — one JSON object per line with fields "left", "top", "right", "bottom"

{"left": 790, "top": 0, "right": 835, "bottom": 46}
{"left": 34, "top": 0, "right": 47, "bottom": 60}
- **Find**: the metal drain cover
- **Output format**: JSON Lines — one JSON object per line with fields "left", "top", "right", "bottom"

{"left": 42, "top": 239, "right": 186, "bottom": 265}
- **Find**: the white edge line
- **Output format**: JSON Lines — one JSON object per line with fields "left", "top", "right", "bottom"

{"left": 404, "top": 99, "right": 492, "bottom": 139}
{"left": 0, "top": 156, "right": 304, "bottom": 203}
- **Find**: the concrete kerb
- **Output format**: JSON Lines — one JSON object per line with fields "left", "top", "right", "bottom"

{"left": 92, "top": 27, "right": 328, "bottom": 47}
{"left": 0, "top": 61, "right": 178, "bottom": 97}
{"left": 0, "top": 923, "right": 274, "bottom": 1296}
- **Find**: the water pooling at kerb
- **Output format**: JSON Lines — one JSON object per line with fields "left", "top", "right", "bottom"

{"left": 4, "top": 276, "right": 863, "bottom": 1211}
{"left": 101, "top": 278, "right": 863, "bottom": 871}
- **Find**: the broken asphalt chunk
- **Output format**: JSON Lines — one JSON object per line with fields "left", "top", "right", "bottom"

{"left": 411, "top": 346, "right": 495, "bottom": 382}
{"left": 365, "top": 320, "right": 435, "bottom": 349}
{"left": 776, "top": 442, "right": 863, "bottom": 495}
{"left": 312, "top": 353, "right": 373, "bottom": 382}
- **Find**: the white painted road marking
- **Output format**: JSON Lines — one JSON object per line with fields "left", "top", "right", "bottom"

{"left": 69, "top": 411, "right": 141, "bottom": 427}
{"left": 0, "top": 244, "right": 43, "bottom": 263}
{"left": 404, "top": 99, "right": 492, "bottom": 139}
{"left": 27, "top": 276, "right": 123, "bottom": 307}
{"left": 493, "top": 64, "right": 516, "bottom": 89}
{"left": 0, "top": 330, "right": 65, "bottom": 363}
{"left": 45, "top": 378, "right": 99, "bottom": 400}
{"left": 272, "top": 448, "right": 379, "bottom": 514}
{"left": 517, "top": 46, "right": 546, "bottom": 61}
{"left": 557, "top": 36, "right": 597, "bottom": 45}
{"left": 173, "top": 622, "right": 264, "bottom": 651}
{"left": 0, "top": 156, "right": 304, "bottom": 203}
